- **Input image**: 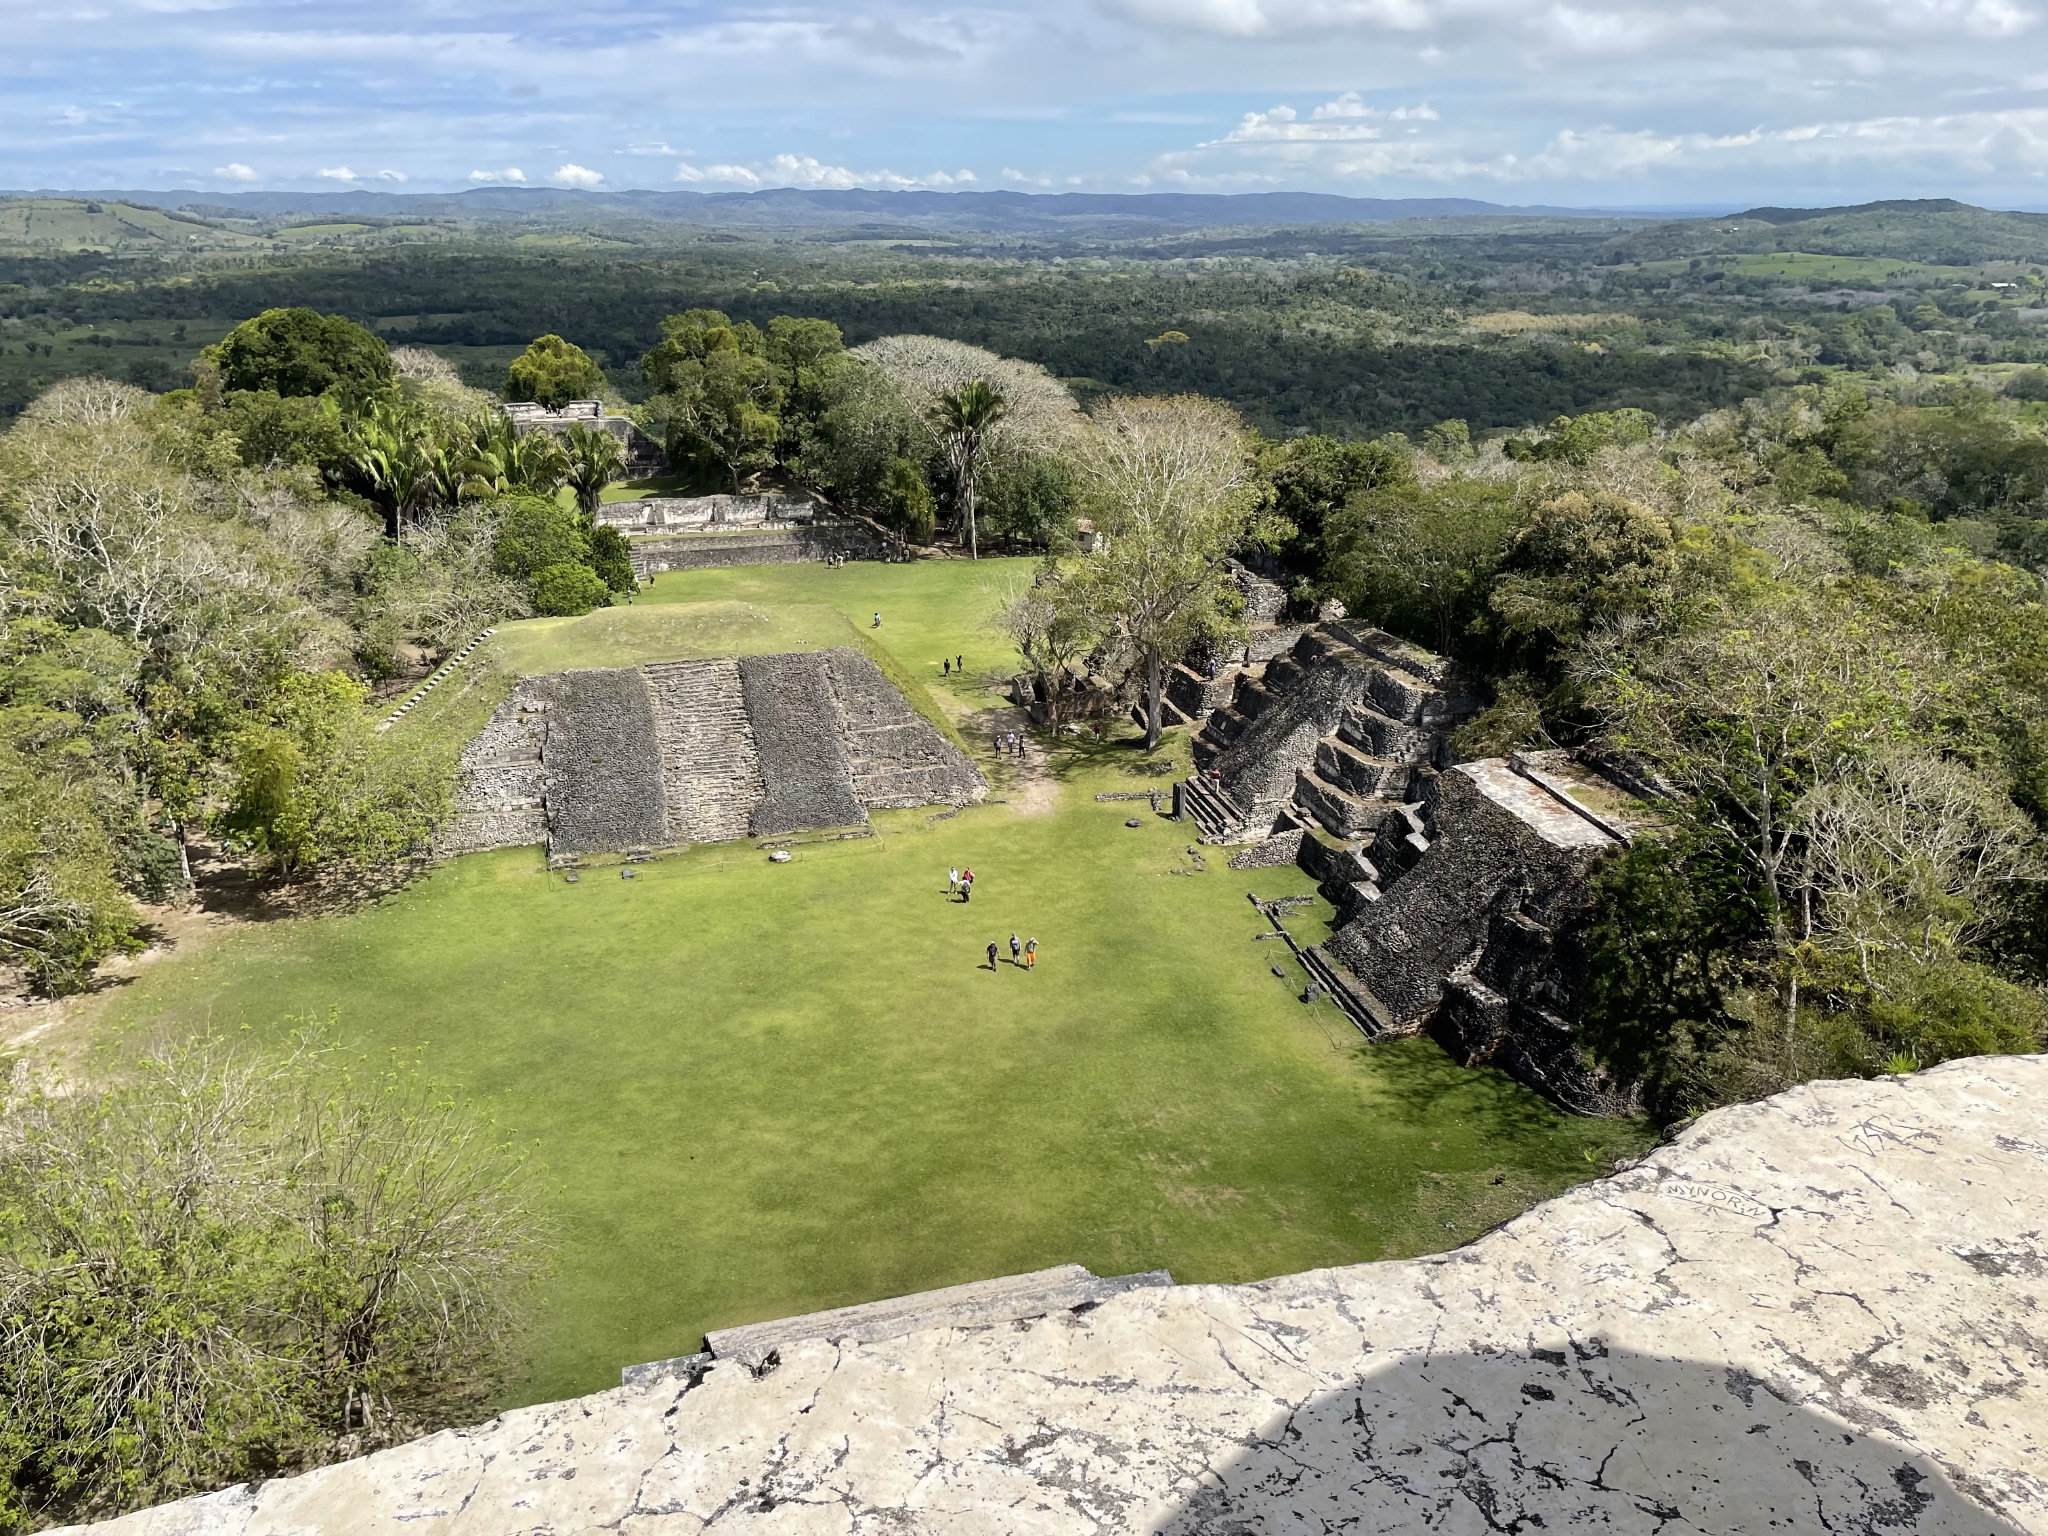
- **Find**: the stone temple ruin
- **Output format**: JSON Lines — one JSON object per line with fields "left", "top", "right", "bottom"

{"left": 1169, "top": 576, "right": 1655, "bottom": 1115}
{"left": 501, "top": 399, "right": 664, "bottom": 476}
{"left": 442, "top": 647, "right": 984, "bottom": 859}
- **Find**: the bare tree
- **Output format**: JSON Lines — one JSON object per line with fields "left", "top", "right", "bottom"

{"left": 1064, "top": 395, "right": 1261, "bottom": 752}
{"left": 1796, "top": 745, "right": 2043, "bottom": 984}
{"left": 989, "top": 569, "right": 1096, "bottom": 725}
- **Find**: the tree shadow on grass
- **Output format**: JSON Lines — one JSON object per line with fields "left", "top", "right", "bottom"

{"left": 1363, "top": 1035, "right": 1598, "bottom": 1144}
{"left": 1159, "top": 1342, "right": 2020, "bottom": 1535}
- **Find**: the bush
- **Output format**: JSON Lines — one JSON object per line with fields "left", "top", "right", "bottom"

{"left": 529, "top": 561, "right": 611, "bottom": 616}
{"left": 216, "top": 672, "right": 448, "bottom": 875}
{"left": 491, "top": 495, "right": 588, "bottom": 580}
{"left": 587, "top": 523, "right": 636, "bottom": 593}
{"left": 0, "top": 1036, "right": 538, "bottom": 1529}
{"left": 504, "top": 335, "right": 605, "bottom": 411}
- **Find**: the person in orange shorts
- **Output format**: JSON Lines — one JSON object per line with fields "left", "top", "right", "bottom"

{"left": 1024, "top": 937, "right": 1037, "bottom": 970}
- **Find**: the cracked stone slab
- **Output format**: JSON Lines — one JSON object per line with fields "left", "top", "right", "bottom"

{"left": 61, "top": 1057, "right": 2048, "bottom": 1534}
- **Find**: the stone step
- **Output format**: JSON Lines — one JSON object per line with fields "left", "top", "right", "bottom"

{"left": 1314, "top": 735, "right": 1415, "bottom": 801}
{"left": 691, "top": 1265, "right": 1175, "bottom": 1372}
{"left": 643, "top": 658, "right": 763, "bottom": 846}
{"left": 1337, "top": 705, "right": 1435, "bottom": 764}
{"left": 1176, "top": 775, "right": 1248, "bottom": 838}
{"left": 1299, "top": 943, "right": 1393, "bottom": 1038}
{"left": 1293, "top": 767, "right": 1398, "bottom": 841}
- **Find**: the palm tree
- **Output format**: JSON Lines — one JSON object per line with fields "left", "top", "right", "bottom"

{"left": 349, "top": 399, "right": 434, "bottom": 539}
{"left": 933, "top": 378, "right": 1008, "bottom": 560}
{"left": 563, "top": 422, "right": 626, "bottom": 517}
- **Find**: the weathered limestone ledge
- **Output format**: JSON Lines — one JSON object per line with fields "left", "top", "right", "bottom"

{"left": 73, "top": 1057, "right": 2048, "bottom": 1533}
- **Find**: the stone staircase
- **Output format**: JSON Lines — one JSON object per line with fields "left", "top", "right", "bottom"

{"left": 1174, "top": 774, "right": 1252, "bottom": 841}
{"left": 623, "top": 1265, "right": 1176, "bottom": 1383}
{"left": 643, "top": 658, "right": 764, "bottom": 845}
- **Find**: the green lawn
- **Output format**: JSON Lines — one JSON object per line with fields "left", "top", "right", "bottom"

{"left": 104, "top": 556, "right": 1653, "bottom": 1409}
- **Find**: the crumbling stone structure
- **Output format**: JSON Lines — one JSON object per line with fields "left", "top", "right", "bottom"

{"left": 597, "top": 493, "right": 819, "bottom": 536}
{"left": 630, "top": 525, "right": 881, "bottom": 577}
{"left": 1175, "top": 619, "right": 1650, "bottom": 1114}
{"left": 501, "top": 400, "right": 663, "bottom": 476}
{"left": 445, "top": 648, "right": 984, "bottom": 859}
{"left": 64, "top": 1056, "right": 2048, "bottom": 1535}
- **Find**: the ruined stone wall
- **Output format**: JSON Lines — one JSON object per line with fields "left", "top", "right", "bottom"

{"left": 441, "top": 654, "right": 986, "bottom": 857}
{"left": 597, "top": 494, "right": 818, "bottom": 535}
{"left": 738, "top": 652, "right": 866, "bottom": 836}
{"left": 66, "top": 1056, "right": 2048, "bottom": 1535}
{"left": 822, "top": 649, "right": 983, "bottom": 811}
{"left": 531, "top": 669, "right": 667, "bottom": 854}
{"left": 632, "top": 526, "right": 879, "bottom": 575}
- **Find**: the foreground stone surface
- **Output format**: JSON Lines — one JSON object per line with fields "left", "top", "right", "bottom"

{"left": 71, "top": 1058, "right": 2048, "bottom": 1533}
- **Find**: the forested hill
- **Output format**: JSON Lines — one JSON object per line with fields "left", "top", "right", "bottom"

{"left": 12, "top": 186, "right": 1598, "bottom": 232}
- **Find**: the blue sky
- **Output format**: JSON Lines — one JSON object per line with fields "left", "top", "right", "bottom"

{"left": 8, "top": 0, "right": 2048, "bottom": 205}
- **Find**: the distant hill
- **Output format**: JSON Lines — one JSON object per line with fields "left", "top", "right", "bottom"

{"left": 4, "top": 186, "right": 1608, "bottom": 234}
{"left": 1604, "top": 198, "right": 2048, "bottom": 268}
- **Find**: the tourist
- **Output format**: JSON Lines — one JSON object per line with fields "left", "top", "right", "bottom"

{"left": 1009, "top": 933, "right": 1021, "bottom": 964}
{"left": 1025, "top": 938, "right": 1037, "bottom": 970}
{"left": 987, "top": 941, "right": 999, "bottom": 970}
{"left": 956, "top": 654, "right": 964, "bottom": 673}
{"left": 943, "top": 658, "right": 951, "bottom": 677}
{"left": 872, "top": 612, "right": 882, "bottom": 628}
{"left": 948, "top": 866, "right": 959, "bottom": 894}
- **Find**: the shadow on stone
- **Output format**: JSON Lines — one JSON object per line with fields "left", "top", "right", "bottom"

{"left": 1159, "top": 1342, "right": 2019, "bottom": 1534}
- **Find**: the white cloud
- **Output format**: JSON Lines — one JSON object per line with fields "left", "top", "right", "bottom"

{"left": 316, "top": 165, "right": 358, "bottom": 181}
{"left": 375, "top": 168, "right": 406, "bottom": 182}
{"left": 468, "top": 167, "right": 526, "bottom": 183}
{"left": 677, "top": 154, "right": 978, "bottom": 190}
{"left": 553, "top": 162, "right": 604, "bottom": 187}
{"left": 213, "top": 161, "right": 258, "bottom": 181}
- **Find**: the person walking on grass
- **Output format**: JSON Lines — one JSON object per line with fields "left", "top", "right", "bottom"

{"left": 1025, "top": 937, "right": 1037, "bottom": 970}
{"left": 943, "top": 658, "right": 951, "bottom": 677}
{"left": 987, "top": 941, "right": 999, "bottom": 971}
{"left": 873, "top": 612, "right": 882, "bottom": 628}
{"left": 1009, "top": 933, "right": 1022, "bottom": 965}
{"left": 948, "top": 866, "right": 959, "bottom": 895}
{"left": 956, "top": 654, "right": 964, "bottom": 674}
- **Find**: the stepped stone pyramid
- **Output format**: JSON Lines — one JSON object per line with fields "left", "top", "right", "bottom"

{"left": 1173, "top": 619, "right": 1654, "bottom": 1115}
{"left": 442, "top": 647, "right": 983, "bottom": 858}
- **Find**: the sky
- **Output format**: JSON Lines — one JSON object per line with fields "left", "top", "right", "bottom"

{"left": 8, "top": 0, "right": 2048, "bottom": 206}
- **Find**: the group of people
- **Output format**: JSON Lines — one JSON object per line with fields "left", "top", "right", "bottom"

{"left": 987, "top": 934, "right": 1038, "bottom": 972}
{"left": 993, "top": 730, "right": 1027, "bottom": 757}
{"left": 947, "top": 865, "right": 977, "bottom": 902}
{"left": 941, "top": 654, "right": 965, "bottom": 677}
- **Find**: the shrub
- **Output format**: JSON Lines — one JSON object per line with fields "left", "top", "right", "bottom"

{"left": 587, "top": 523, "right": 636, "bottom": 593}
{"left": 212, "top": 309, "right": 394, "bottom": 400}
{"left": 529, "top": 562, "right": 611, "bottom": 616}
{"left": 491, "top": 495, "right": 588, "bottom": 580}
{"left": 0, "top": 1037, "right": 538, "bottom": 1529}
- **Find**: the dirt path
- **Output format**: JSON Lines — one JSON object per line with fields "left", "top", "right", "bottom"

{"left": 966, "top": 706, "right": 1061, "bottom": 817}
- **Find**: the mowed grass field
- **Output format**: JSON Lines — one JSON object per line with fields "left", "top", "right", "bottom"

{"left": 98, "top": 556, "right": 1654, "bottom": 1408}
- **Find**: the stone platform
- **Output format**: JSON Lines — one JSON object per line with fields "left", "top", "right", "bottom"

{"left": 65, "top": 1055, "right": 2048, "bottom": 1533}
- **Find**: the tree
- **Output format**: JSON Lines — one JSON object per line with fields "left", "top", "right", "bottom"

{"left": 528, "top": 561, "right": 611, "bottom": 617}
{"left": 348, "top": 399, "right": 441, "bottom": 540}
{"left": 1491, "top": 489, "right": 1679, "bottom": 655}
{"left": 212, "top": 308, "right": 395, "bottom": 400}
{"left": 1064, "top": 395, "right": 1262, "bottom": 752}
{"left": 933, "top": 379, "right": 1008, "bottom": 560}
{"left": 1582, "top": 594, "right": 1945, "bottom": 1048}
{"left": 1328, "top": 478, "right": 1524, "bottom": 655}
{"left": 0, "top": 1036, "right": 537, "bottom": 1528}
{"left": 640, "top": 312, "right": 783, "bottom": 496}
{"left": 765, "top": 316, "right": 845, "bottom": 406}
{"left": 991, "top": 568, "right": 1096, "bottom": 725}
{"left": 216, "top": 672, "right": 447, "bottom": 875}
{"left": 456, "top": 413, "right": 566, "bottom": 501}
{"left": 503, "top": 335, "right": 604, "bottom": 411}
{"left": 850, "top": 336, "right": 1079, "bottom": 548}
{"left": 1260, "top": 433, "right": 1413, "bottom": 581}
{"left": 561, "top": 422, "right": 625, "bottom": 517}
{"left": 881, "top": 457, "right": 936, "bottom": 543}
{"left": 586, "top": 523, "right": 635, "bottom": 594}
